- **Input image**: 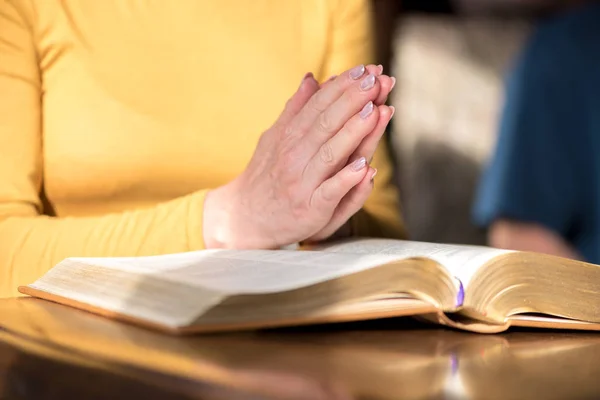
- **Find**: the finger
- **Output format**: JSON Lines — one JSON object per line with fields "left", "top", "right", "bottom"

{"left": 293, "top": 64, "right": 381, "bottom": 131}
{"left": 366, "top": 64, "right": 384, "bottom": 77}
{"left": 325, "top": 63, "right": 381, "bottom": 89}
{"left": 277, "top": 72, "right": 320, "bottom": 127}
{"left": 350, "top": 105, "right": 394, "bottom": 164}
{"left": 303, "top": 101, "right": 379, "bottom": 189}
{"left": 310, "top": 156, "right": 369, "bottom": 214}
{"left": 365, "top": 64, "right": 383, "bottom": 89}
{"left": 375, "top": 75, "right": 395, "bottom": 105}
{"left": 300, "top": 73, "right": 383, "bottom": 155}
{"left": 365, "top": 65, "right": 394, "bottom": 105}
{"left": 321, "top": 70, "right": 388, "bottom": 104}
{"left": 319, "top": 75, "right": 337, "bottom": 90}
{"left": 308, "top": 167, "right": 377, "bottom": 242}
{"left": 320, "top": 68, "right": 391, "bottom": 107}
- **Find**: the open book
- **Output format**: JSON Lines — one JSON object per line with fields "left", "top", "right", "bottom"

{"left": 18, "top": 238, "right": 600, "bottom": 334}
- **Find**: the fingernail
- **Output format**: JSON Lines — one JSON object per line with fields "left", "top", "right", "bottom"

{"left": 370, "top": 168, "right": 378, "bottom": 181}
{"left": 351, "top": 157, "right": 367, "bottom": 171}
{"left": 360, "top": 74, "right": 376, "bottom": 91}
{"left": 390, "top": 77, "right": 396, "bottom": 90}
{"left": 300, "top": 72, "right": 313, "bottom": 86}
{"left": 389, "top": 106, "right": 396, "bottom": 119}
{"left": 359, "top": 101, "right": 374, "bottom": 119}
{"left": 326, "top": 74, "right": 337, "bottom": 83}
{"left": 377, "top": 65, "right": 384, "bottom": 75}
{"left": 349, "top": 65, "right": 365, "bottom": 80}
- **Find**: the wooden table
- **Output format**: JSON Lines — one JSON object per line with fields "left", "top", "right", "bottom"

{"left": 1, "top": 298, "right": 600, "bottom": 400}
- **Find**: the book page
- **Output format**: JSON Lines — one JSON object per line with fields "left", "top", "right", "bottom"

{"left": 62, "top": 249, "right": 406, "bottom": 295}
{"left": 314, "top": 238, "right": 513, "bottom": 286}
{"left": 27, "top": 248, "right": 433, "bottom": 327}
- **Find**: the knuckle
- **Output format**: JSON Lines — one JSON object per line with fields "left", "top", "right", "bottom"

{"left": 290, "top": 205, "right": 309, "bottom": 223}
{"left": 319, "top": 142, "right": 335, "bottom": 165}
{"left": 321, "top": 181, "right": 341, "bottom": 204}
{"left": 309, "top": 91, "right": 327, "bottom": 113}
{"left": 316, "top": 186, "right": 333, "bottom": 204}
{"left": 286, "top": 183, "right": 302, "bottom": 202}
{"left": 283, "top": 125, "right": 294, "bottom": 137}
{"left": 317, "top": 111, "right": 333, "bottom": 134}
{"left": 279, "top": 150, "right": 298, "bottom": 172}
{"left": 290, "top": 190, "right": 311, "bottom": 216}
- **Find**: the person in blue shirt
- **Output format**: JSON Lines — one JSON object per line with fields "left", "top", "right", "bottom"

{"left": 473, "top": 1, "right": 600, "bottom": 263}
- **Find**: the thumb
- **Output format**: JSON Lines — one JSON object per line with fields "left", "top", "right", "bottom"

{"left": 277, "top": 72, "right": 319, "bottom": 127}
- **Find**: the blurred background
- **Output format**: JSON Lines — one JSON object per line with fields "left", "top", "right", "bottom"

{"left": 374, "top": 0, "right": 584, "bottom": 246}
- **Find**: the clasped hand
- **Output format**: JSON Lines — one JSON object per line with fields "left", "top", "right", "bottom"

{"left": 204, "top": 64, "right": 395, "bottom": 249}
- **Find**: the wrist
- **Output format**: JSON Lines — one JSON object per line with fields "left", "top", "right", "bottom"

{"left": 202, "top": 181, "right": 240, "bottom": 249}
{"left": 204, "top": 178, "right": 274, "bottom": 249}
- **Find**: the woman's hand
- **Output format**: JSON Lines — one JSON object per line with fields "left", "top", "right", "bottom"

{"left": 203, "top": 65, "right": 395, "bottom": 249}
{"left": 306, "top": 65, "right": 395, "bottom": 242}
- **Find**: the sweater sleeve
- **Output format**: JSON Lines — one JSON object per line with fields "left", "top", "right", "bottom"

{"left": 320, "top": 0, "right": 407, "bottom": 240}
{"left": 0, "top": 0, "right": 208, "bottom": 298}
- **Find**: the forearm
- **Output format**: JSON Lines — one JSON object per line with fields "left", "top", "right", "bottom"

{"left": 488, "top": 219, "right": 581, "bottom": 260}
{"left": 0, "top": 190, "right": 208, "bottom": 298}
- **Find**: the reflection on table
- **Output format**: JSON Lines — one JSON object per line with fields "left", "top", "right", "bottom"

{"left": 1, "top": 298, "right": 600, "bottom": 399}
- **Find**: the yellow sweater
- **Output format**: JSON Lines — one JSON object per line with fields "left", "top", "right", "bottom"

{"left": 0, "top": 0, "right": 405, "bottom": 298}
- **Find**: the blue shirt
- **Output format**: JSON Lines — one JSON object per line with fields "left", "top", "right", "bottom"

{"left": 473, "top": 3, "right": 600, "bottom": 263}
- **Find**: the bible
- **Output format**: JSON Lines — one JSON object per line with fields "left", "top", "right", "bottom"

{"left": 18, "top": 238, "right": 600, "bottom": 334}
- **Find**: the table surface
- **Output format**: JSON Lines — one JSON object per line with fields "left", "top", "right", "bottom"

{"left": 1, "top": 298, "right": 600, "bottom": 400}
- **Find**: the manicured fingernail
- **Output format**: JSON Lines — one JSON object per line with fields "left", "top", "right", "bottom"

{"left": 370, "top": 168, "right": 378, "bottom": 181}
{"left": 360, "top": 74, "right": 376, "bottom": 91}
{"left": 351, "top": 157, "right": 367, "bottom": 171}
{"left": 359, "top": 101, "right": 374, "bottom": 119}
{"left": 299, "top": 73, "right": 312, "bottom": 89}
{"left": 390, "top": 77, "right": 396, "bottom": 90}
{"left": 377, "top": 65, "right": 384, "bottom": 75}
{"left": 389, "top": 106, "right": 396, "bottom": 119}
{"left": 349, "top": 65, "right": 365, "bottom": 80}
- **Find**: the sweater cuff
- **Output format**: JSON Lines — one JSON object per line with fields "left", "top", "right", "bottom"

{"left": 186, "top": 189, "right": 210, "bottom": 251}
